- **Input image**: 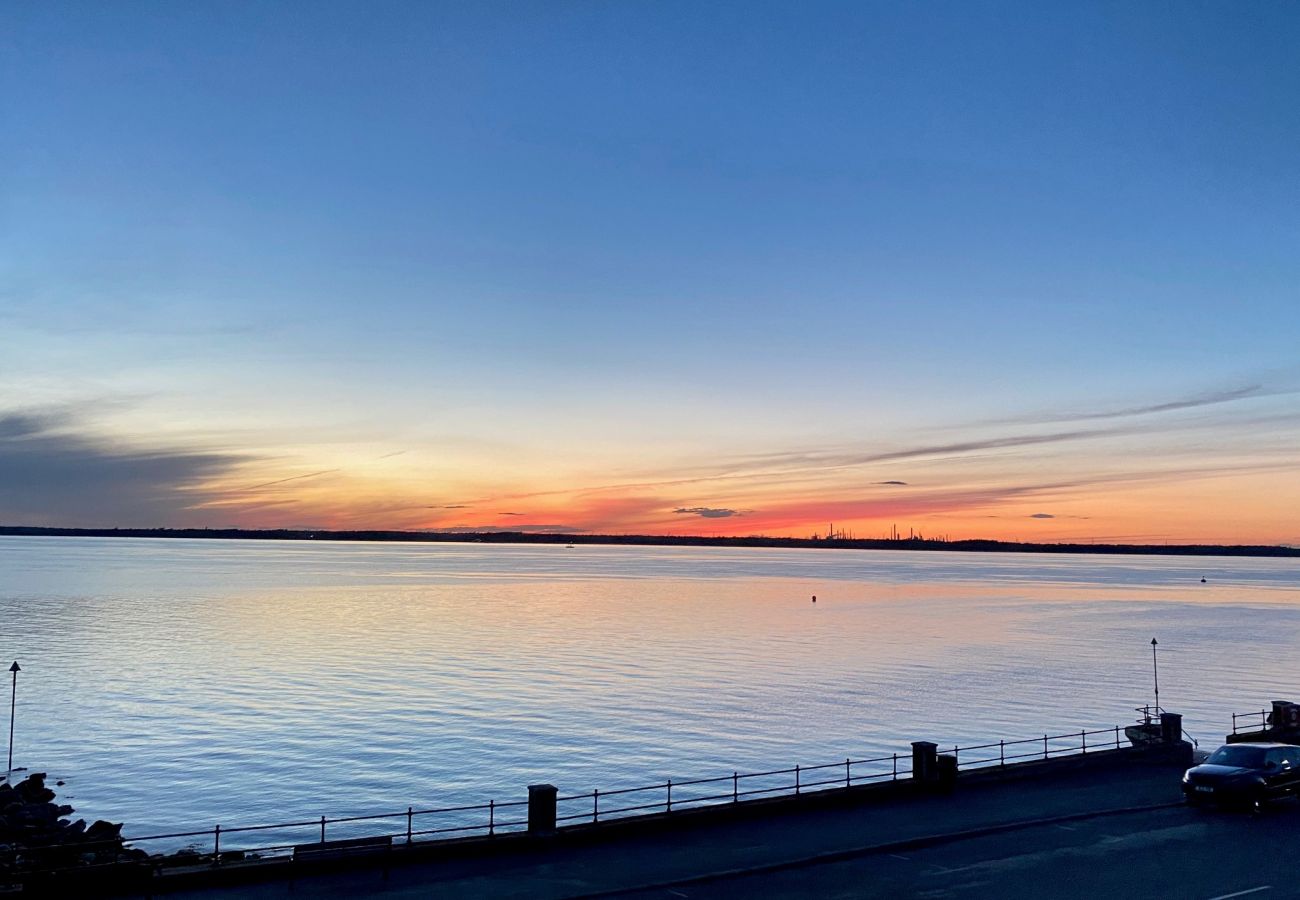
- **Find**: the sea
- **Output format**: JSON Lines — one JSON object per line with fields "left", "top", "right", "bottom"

{"left": 2, "top": 536, "right": 1298, "bottom": 847}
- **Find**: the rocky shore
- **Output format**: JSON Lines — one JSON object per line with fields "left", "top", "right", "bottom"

{"left": 0, "top": 772, "right": 146, "bottom": 879}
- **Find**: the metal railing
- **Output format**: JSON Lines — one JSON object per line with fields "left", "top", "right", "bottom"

{"left": 9, "top": 753, "right": 911, "bottom": 864}
{"left": 1232, "top": 708, "right": 1269, "bottom": 734}
{"left": 63, "top": 797, "right": 532, "bottom": 861}
{"left": 554, "top": 753, "right": 907, "bottom": 826}
{"left": 947, "top": 726, "right": 1124, "bottom": 770}
{"left": 8, "top": 716, "right": 1161, "bottom": 870}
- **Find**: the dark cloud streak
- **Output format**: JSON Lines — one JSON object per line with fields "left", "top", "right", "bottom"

{"left": 0, "top": 410, "right": 249, "bottom": 527}
{"left": 674, "top": 507, "right": 741, "bottom": 518}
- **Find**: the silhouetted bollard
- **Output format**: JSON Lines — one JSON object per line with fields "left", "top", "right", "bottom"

{"left": 912, "top": 741, "right": 938, "bottom": 784}
{"left": 528, "top": 784, "right": 557, "bottom": 835}
{"left": 1160, "top": 712, "right": 1182, "bottom": 744}
{"left": 936, "top": 754, "right": 958, "bottom": 793}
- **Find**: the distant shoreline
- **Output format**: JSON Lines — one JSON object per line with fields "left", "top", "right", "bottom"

{"left": 1, "top": 525, "right": 1296, "bottom": 558}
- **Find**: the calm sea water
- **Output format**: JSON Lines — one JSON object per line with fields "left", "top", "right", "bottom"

{"left": 2, "top": 536, "right": 1298, "bottom": 843}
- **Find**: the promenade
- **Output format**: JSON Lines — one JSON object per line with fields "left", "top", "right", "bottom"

{"left": 158, "top": 754, "right": 1210, "bottom": 899}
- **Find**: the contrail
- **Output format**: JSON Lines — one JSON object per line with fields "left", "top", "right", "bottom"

{"left": 238, "top": 469, "right": 341, "bottom": 492}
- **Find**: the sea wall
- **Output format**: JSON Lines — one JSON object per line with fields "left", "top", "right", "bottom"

{"left": 116, "top": 738, "right": 1193, "bottom": 895}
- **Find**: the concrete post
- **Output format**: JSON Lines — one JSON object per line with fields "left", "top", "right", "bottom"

{"left": 1271, "top": 700, "right": 1299, "bottom": 729}
{"left": 936, "top": 754, "right": 958, "bottom": 793}
{"left": 912, "top": 741, "right": 938, "bottom": 783}
{"left": 1160, "top": 712, "right": 1182, "bottom": 744}
{"left": 528, "top": 784, "right": 557, "bottom": 834}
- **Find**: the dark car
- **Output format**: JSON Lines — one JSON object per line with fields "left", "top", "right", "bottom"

{"left": 1182, "top": 743, "right": 1300, "bottom": 809}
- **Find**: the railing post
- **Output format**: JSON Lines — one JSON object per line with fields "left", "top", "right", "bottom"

{"left": 593, "top": 789, "right": 599, "bottom": 823}
{"left": 845, "top": 758, "right": 851, "bottom": 788}
{"left": 1115, "top": 725, "right": 1120, "bottom": 749}
{"left": 213, "top": 824, "right": 220, "bottom": 859}
{"left": 320, "top": 815, "right": 326, "bottom": 843}
{"left": 406, "top": 806, "right": 413, "bottom": 843}
{"left": 999, "top": 740, "right": 1005, "bottom": 767}
{"left": 666, "top": 779, "right": 672, "bottom": 813}
{"left": 489, "top": 799, "right": 495, "bottom": 836}
{"left": 892, "top": 753, "right": 897, "bottom": 780}
{"left": 733, "top": 771, "right": 738, "bottom": 802}
{"left": 1082, "top": 729, "right": 1087, "bottom": 754}
{"left": 795, "top": 765, "right": 800, "bottom": 795}
{"left": 1043, "top": 734, "right": 1049, "bottom": 760}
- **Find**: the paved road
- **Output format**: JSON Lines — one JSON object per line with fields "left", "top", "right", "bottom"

{"left": 612, "top": 801, "right": 1300, "bottom": 900}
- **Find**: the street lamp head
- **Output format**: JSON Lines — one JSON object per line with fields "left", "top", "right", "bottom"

{"left": 8, "top": 662, "right": 17, "bottom": 673}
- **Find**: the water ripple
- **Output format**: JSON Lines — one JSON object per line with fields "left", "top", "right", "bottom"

{"left": 2, "top": 536, "right": 1297, "bottom": 842}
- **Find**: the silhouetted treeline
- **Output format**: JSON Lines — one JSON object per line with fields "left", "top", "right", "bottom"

{"left": 1, "top": 526, "right": 1296, "bottom": 557}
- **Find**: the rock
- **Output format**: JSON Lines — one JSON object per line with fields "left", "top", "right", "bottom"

{"left": 0, "top": 770, "right": 141, "bottom": 875}
{"left": 84, "top": 820, "right": 123, "bottom": 843}
{"left": 55, "top": 781, "right": 65, "bottom": 787}
{"left": 30, "top": 803, "right": 59, "bottom": 824}
{"left": 14, "top": 774, "right": 55, "bottom": 805}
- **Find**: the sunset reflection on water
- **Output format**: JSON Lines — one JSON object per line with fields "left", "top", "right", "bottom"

{"left": 3, "top": 537, "right": 1297, "bottom": 838}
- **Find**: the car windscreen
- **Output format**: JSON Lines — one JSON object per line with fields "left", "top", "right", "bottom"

{"left": 1207, "top": 746, "right": 1267, "bottom": 768}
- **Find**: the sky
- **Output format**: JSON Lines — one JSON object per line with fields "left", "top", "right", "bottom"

{"left": 2, "top": 1, "right": 1298, "bottom": 544}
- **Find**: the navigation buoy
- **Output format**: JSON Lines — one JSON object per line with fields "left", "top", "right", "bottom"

{"left": 1201, "top": 577, "right": 1207, "bottom": 583}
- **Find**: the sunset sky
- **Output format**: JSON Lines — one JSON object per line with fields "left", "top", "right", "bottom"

{"left": 3, "top": 2, "right": 1298, "bottom": 544}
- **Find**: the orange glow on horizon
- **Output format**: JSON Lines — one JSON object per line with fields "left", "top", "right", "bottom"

{"left": 177, "top": 458, "right": 1300, "bottom": 547}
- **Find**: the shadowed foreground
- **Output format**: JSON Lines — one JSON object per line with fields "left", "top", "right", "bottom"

{"left": 150, "top": 756, "right": 1222, "bottom": 899}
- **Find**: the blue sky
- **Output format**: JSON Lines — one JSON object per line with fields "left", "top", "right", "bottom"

{"left": 2, "top": 2, "right": 1298, "bottom": 540}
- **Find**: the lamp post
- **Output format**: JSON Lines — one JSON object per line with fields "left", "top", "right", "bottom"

{"left": 6, "top": 661, "right": 17, "bottom": 779}
{"left": 1150, "top": 638, "right": 1160, "bottom": 715}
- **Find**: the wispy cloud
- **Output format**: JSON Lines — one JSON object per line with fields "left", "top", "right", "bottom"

{"left": 985, "top": 383, "right": 1285, "bottom": 427}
